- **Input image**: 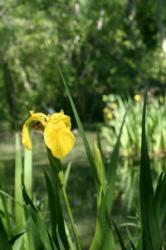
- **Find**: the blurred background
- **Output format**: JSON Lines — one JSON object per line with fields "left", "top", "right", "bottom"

{"left": 0, "top": 0, "right": 166, "bottom": 248}
{"left": 0, "top": 0, "right": 166, "bottom": 130}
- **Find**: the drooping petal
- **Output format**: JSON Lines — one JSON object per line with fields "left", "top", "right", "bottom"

{"left": 48, "top": 111, "right": 71, "bottom": 128}
{"left": 22, "top": 123, "right": 32, "bottom": 149}
{"left": 22, "top": 112, "right": 47, "bottom": 150}
{"left": 44, "top": 120, "right": 76, "bottom": 159}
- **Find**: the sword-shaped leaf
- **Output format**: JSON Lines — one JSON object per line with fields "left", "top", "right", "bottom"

{"left": 140, "top": 92, "right": 162, "bottom": 250}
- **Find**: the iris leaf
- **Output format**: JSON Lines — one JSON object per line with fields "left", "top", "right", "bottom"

{"left": 112, "top": 221, "right": 127, "bottom": 250}
{"left": 89, "top": 114, "right": 126, "bottom": 250}
{"left": 0, "top": 216, "right": 12, "bottom": 250}
{"left": 55, "top": 61, "right": 98, "bottom": 185}
{"left": 22, "top": 184, "right": 53, "bottom": 250}
{"left": 140, "top": 91, "right": 162, "bottom": 250}
{"left": 44, "top": 172, "right": 69, "bottom": 249}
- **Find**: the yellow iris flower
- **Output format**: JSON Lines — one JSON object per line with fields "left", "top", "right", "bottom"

{"left": 134, "top": 94, "right": 141, "bottom": 102}
{"left": 22, "top": 110, "right": 76, "bottom": 159}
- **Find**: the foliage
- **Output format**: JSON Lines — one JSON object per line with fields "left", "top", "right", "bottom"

{"left": 0, "top": 77, "right": 166, "bottom": 249}
{"left": 0, "top": 0, "right": 166, "bottom": 129}
{"left": 102, "top": 93, "right": 166, "bottom": 158}
{"left": 102, "top": 93, "right": 166, "bottom": 210}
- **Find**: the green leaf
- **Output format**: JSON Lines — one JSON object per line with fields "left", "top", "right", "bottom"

{"left": 154, "top": 172, "right": 166, "bottom": 226}
{"left": 44, "top": 172, "right": 69, "bottom": 249}
{"left": 47, "top": 149, "right": 63, "bottom": 187}
{"left": 22, "top": 184, "right": 53, "bottom": 250}
{"left": 93, "top": 142, "right": 106, "bottom": 191}
{"left": 0, "top": 217, "right": 12, "bottom": 250}
{"left": 22, "top": 183, "right": 36, "bottom": 211}
{"left": 47, "top": 151, "right": 81, "bottom": 250}
{"left": 9, "top": 232, "right": 25, "bottom": 245}
{"left": 130, "top": 240, "right": 136, "bottom": 250}
{"left": 15, "top": 133, "right": 24, "bottom": 230}
{"left": 64, "top": 162, "right": 72, "bottom": 189}
{"left": 29, "top": 207, "right": 53, "bottom": 250}
{"left": 54, "top": 60, "right": 98, "bottom": 184}
{"left": 106, "top": 113, "right": 126, "bottom": 213}
{"left": 140, "top": 91, "right": 162, "bottom": 250}
{"left": 0, "top": 190, "right": 11, "bottom": 237}
{"left": 90, "top": 114, "right": 126, "bottom": 250}
{"left": 96, "top": 130, "right": 105, "bottom": 164}
{"left": 11, "top": 233, "right": 25, "bottom": 250}
{"left": 112, "top": 221, "right": 127, "bottom": 250}
{"left": 56, "top": 226, "right": 66, "bottom": 250}
{"left": 25, "top": 217, "right": 45, "bottom": 250}
{"left": 89, "top": 201, "right": 115, "bottom": 250}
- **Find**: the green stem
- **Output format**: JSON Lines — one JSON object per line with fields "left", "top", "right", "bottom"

{"left": 61, "top": 186, "right": 81, "bottom": 250}
{"left": 97, "top": 185, "right": 103, "bottom": 210}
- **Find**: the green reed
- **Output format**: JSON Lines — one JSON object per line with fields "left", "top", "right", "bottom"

{"left": 0, "top": 69, "right": 165, "bottom": 250}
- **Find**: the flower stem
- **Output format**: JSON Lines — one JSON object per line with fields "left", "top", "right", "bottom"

{"left": 61, "top": 186, "right": 81, "bottom": 250}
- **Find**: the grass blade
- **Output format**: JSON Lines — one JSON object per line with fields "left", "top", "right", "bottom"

{"left": 89, "top": 197, "right": 115, "bottom": 250}
{"left": 55, "top": 60, "right": 98, "bottom": 184}
{"left": 130, "top": 240, "right": 136, "bottom": 250}
{"left": 106, "top": 113, "right": 126, "bottom": 213}
{"left": 90, "top": 114, "right": 126, "bottom": 250}
{"left": 0, "top": 191, "right": 11, "bottom": 237}
{"left": 10, "top": 231, "right": 26, "bottom": 250}
{"left": 64, "top": 162, "right": 72, "bottom": 189}
{"left": 112, "top": 221, "right": 127, "bottom": 250}
{"left": 15, "top": 133, "right": 24, "bottom": 231}
{"left": 47, "top": 151, "right": 81, "bottom": 250}
{"left": 154, "top": 172, "right": 166, "bottom": 226}
{"left": 22, "top": 184, "right": 53, "bottom": 250}
{"left": 0, "top": 217, "right": 12, "bottom": 250}
{"left": 9, "top": 232, "right": 25, "bottom": 245}
{"left": 93, "top": 142, "right": 106, "bottom": 191}
{"left": 56, "top": 226, "right": 66, "bottom": 250}
{"left": 26, "top": 217, "right": 46, "bottom": 250}
{"left": 96, "top": 130, "right": 105, "bottom": 164}
{"left": 140, "top": 91, "right": 162, "bottom": 250}
{"left": 44, "top": 172, "right": 69, "bottom": 249}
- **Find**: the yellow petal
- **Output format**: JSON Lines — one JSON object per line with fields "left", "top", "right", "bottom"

{"left": 44, "top": 120, "right": 76, "bottom": 159}
{"left": 22, "top": 123, "right": 32, "bottom": 150}
{"left": 59, "top": 109, "right": 64, "bottom": 115}
{"left": 22, "top": 112, "right": 47, "bottom": 150}
{"left": 48, "top": 111, "right": 71, "bottom": 128}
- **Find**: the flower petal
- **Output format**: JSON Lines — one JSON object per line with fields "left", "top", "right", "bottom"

{"left": 22, "top": 112, "right": 47, "bottom": 149}
{"left": 44, "top": 120, "right": 76, "bottom": 159}
{"left": 48, "top": 111, "right": 71, "bottom": 128}
{"left": 22, "top": 123, "right": 32, "bottom": 150}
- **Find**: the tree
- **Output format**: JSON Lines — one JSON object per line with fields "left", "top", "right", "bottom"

{"left": 0, "top": 0, "right": 166, "bottom": 130}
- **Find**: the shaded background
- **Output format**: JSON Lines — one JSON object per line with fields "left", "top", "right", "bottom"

{"left": 0, "top": 0, "right": 166, "bottom": 130}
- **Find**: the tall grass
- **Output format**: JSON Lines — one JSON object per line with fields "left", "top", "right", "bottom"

{"left": 0, "top": 72, "right": 166, "bottom": 249}
{"left": 102, "top": 94, "right": 166, "bottom": 211}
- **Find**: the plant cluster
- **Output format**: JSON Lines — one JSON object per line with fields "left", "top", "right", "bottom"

{"left": 0, "top": 70, "right": 166, "bottom": 250}
{"left": 102, "top": 93, "right": 166, "bottom": 211}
